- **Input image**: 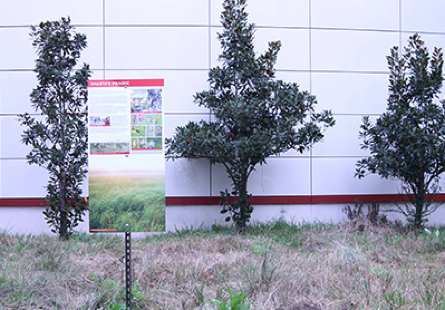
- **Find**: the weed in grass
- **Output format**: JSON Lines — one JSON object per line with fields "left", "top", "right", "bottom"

{"left": 191, "top": 283, "right": 206, "bottom": 308}
{"left": 210, "top": 288, "right": 252, "bottom": 310}
{"left": 104, "top": 300, "right": 126, "bottom": 310}
{"left": 250, "top": 240, "right": 276, "bottom": 291}
{"left": 423, "top": 228, "right": 445, "bottom": 252}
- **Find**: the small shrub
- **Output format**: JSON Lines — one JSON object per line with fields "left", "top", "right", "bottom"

{"left": 343, "top": 200, "right": 386, "bottom": 231}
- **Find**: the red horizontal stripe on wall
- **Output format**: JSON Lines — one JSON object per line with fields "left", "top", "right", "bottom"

{"left": 165, "top": 194, "right": 445, "bottom": 205}
{"left": 164, "top": 196, "right": 312, "bottom": 206}
{"left": 253, "top": 196, "right": 312, "bottom": 204}
{"left": 311, "top": 194, "right": 445, "bottom": 204}
{"left": 312, "top": 194, "right": 402, "bottom": 204}
{"left": 0, "top": 198, "right": 45, "bottom": 207}
{"left": 2, "top": 194, "right": 445, "bottom": 207}
{"left": 165, "top": 196, "right": 213, "bottom": 205}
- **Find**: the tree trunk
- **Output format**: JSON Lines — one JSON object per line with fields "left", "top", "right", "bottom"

{"left": 59, "top": 97, "right": 68, "bottom": 240}
{"left": 238, "top": 184, "right": 247, "bottom": 233}
{"left": 414, "top": 175, "right": 425, "bottom": 230}
{"left": 237, "top": 168, "right": 249, "bottom": 234}
{"left": 59, "top": 168, "right": 68, "bottom": 240}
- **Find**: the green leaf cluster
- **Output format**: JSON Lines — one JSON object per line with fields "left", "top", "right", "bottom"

{"left": 165, "top": 0, "right": 334, "bottom": 232}
{"left": 19, "top": 17, "right": 91, "bottom": 239}
{"left": 356, "top": 34, "right": 445, "bottom": 229}
{"left": 210, "top": 289, "right": 251, "bottom": 310}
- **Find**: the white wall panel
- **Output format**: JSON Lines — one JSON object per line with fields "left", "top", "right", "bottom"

{"left": 165, "top": 159, "right": 211, "bottom": 196}
{"left": 427, "top": 206, "right": 445, "bottom": 226}
{"left": 211, "top": 163, "right": 235, "bottom": 196}
{"left": 0, "top": 28, "right": 35, "bottom": 70}
{"left": 0, "top": 0, "right": 103, "bottom": 26}
{"left": 0, "top": 71, "right": 36, "bottom": 114}
{"left": 89, "top": 69, "right": 106, "bottom": 81}
{"left": 77, "top": 27, "right": 104, "bottom": 71}
{"left": 311, "top": 115, "right": 364, "bottom": 157}
{"left": 81, "top": 175, "right": 88, "bottom": 197}
{"left": 105, "top": 27, "right": 208, "bottom": 70}
{"left": 311, "top": 73, "right": 389, "bottom": 115}
{"left": 165, "top": 114, "right": 211, "bottom": 196}
{"left": 255, "top": 28, "right": 310, "bottom": 71}
{"left": 251, "top": 204, "right": 314, "bottom": 224}
{"left": 311, "top": 204, "right": 347, "bottom": 223}
{"left": 272, "top": 71, "right": 314, "bottom": 158}
{"left": 0, "top": 27, "right": 99, "bottom": 71}
{"left": 210, "top": 1, "right": 222, "bottom": 26}
{"left": 312, "top": 157, "right": 400, "bottom": 195}
{"left": 210, "top": 27, "right": 310, "bottom": 71}
{"left": 0, "top": 207, "right": 89, "bottom": 235}
{"left": 0, "top": 116, "right": 31, "bottom": 158}
{"left": 311, "top": 0, "right": 399, "bottom": 31}
{"left": 402, "top": 0, "right": 445, "bottom": 33}
{"left": 210, "top": 26, "right": 223, "bottom": 67}
{"left": 105, "top": 70, "right": 210, "bottom": 114}
{"left": 311, "top": 30, "right": 398, "bottom": 72}
{"left": 211, "top": 0, "right": 310, "bottom": 28}
{"left": 165, "top": 114, "right": 210, "bottom": 138}
{"left": 274, "top": 71, "right": 311, "bottom": 92}
{"left": 106, "top": 0, "right": 208, "bottom": 25}
{"left": 248, "top": 158, "right": 311, "bottom": 196}
{"left": 1, "top": 159, "right": 48, "bottom": 197}
{"left": 212, "top": 158, "right": 311, "bottom": 196}
{"left": 166, "top": 205, "right": 226, "bottom": 231}
{"left": 245, "top": 0, "right": 309, "bottom": 28}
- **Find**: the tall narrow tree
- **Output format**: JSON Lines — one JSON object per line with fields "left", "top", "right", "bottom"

{"left": 19, "top": 17, "right": 91, "bottom": 239}
{"left": 356, "top": 34, "right": 445, "bottom": 229}
{"left": 166, "top": 0, "right": 334, "bottom": 232}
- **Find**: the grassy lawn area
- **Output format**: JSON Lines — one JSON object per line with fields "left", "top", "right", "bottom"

{"left": 1, "top": 221, "right": 445, "bottom": 309}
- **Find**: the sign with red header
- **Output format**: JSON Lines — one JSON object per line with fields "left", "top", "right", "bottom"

{"left": 88, "top": 79, "right": 165, "bottom": 233}
{"left": 88, "top": 79, "right": 164, "bottom": 88}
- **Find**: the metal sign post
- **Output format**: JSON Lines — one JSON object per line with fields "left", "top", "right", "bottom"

{"left": 125, "top": 224, "right": 132, "bottom": 310}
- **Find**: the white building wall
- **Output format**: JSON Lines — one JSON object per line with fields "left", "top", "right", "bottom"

{"left": 1, "top": 0, "right": 445, "bottom": 234}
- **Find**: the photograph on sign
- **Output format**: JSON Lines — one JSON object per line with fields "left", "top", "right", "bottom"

{"left": 88, "top": 79, "right": 165, "bottom": 233}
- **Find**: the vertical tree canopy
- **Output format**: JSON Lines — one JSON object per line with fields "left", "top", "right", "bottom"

{"left": 165, "top": 0, "right": 334, "bottom": 231}
{"left": 356, "top": 34, "right": 445, "bottom": 228}
{"left": 19, "top": 17, "right": 91, "bottom": 238}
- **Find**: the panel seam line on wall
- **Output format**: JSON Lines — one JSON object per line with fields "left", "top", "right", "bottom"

{"left": 309, "top": 0, "right": 313, "bottom": 207}
{"left": 1, "top": 25, "right": 444, "bottom": 36}
{"left": 208, "top": 0, "right": 214, "bottom": 203}
{"left": 103, "top": 0, "right": 106, "bottom": 79}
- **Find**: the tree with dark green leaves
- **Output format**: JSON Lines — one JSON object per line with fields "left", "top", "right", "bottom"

{"left": 19, "top": 17, "right": 91, "bottom": 239}
{"left": 356, "top": 34, "right": 445, "bottom": 229}
{"left": 165, "top": 0, "right": 335, "bottom": 233}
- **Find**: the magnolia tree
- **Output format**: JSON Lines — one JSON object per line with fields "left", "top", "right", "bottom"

{"left": 19, "top": 17, "right": 90, "bottom": 239}
{"left": 356, "top": 34, "right": 445, "bottom": 229}
{"left": 165, "top": 0, "right": 335, "bottom": 232}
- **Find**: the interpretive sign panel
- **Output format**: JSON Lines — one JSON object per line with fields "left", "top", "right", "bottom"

{"left": 88, "top": 79, "right": 165, "bottom": 232}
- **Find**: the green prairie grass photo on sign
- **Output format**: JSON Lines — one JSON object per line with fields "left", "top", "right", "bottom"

{"left": 89, "top": 172, "right": 165, "bottom": 232}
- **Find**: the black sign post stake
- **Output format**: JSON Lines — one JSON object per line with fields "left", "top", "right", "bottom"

{"left": 125, "top": 224, "right": 132, "bottom": 310}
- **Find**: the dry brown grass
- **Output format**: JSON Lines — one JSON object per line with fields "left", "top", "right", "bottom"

{"left": 1, "top": 222, "right": 445, "bottom": 309}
